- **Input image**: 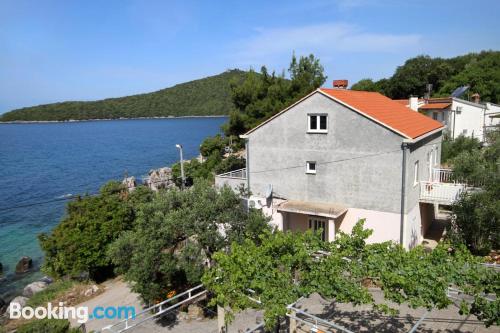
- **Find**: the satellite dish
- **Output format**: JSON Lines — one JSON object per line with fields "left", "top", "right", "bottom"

{"left": 265, "top": 184, "right": 273, "bottom": 199}
{"left": 451, "top": 86, "right": 469, "bottom": 98}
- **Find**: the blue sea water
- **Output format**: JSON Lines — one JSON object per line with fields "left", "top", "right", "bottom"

{"left": 0, "top": 117, "right": 226, "bottom": 299}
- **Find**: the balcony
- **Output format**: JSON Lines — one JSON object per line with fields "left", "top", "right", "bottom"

{"left": 419, "top": 168, "right": 468, "bottom": 204}
{"left": 214, "top": 168, "right": 247, "bottom": 192}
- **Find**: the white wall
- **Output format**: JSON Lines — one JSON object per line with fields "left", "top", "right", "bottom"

{"left": 450, "top": 99, "right": 485, "bottom": 141}
{"left": 337, "top": 207, "right": 400, "bottom": 244}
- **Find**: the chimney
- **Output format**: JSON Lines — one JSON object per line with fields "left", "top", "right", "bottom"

{"left": 333, "top": 80, "right": 348, "bottom": 89}
{"left": 409, "top": 96, "right": 419, "bottom": 111}
{"left": 471, "top": 93, "right": 480, "bottom": 104}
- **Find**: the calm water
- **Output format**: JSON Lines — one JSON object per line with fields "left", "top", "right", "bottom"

{"left": 0, "top": 117, "right": 225, "bottom": 299}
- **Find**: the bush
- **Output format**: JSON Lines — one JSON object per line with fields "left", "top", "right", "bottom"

{"left": 450, "top": 191, "right": 500, "bottom": 255}
{"left": 442, "top": 134, "right": 481, "bottom": 163}
{"left": 27, "top": 280, "right": 75, "bottom": 307}
{"left": 39, "top": 182, "right": 153, "bottom": 280}
{"left": 17, "top": 319, "right": 79, "bottom": 333}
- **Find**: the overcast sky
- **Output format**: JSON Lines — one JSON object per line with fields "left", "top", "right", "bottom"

{"left": 1, "top": 0, "right": 499, "bottom": 113}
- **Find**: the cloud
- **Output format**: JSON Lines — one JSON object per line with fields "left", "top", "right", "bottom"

{"left": 229, "top": 23, "right": 422, "bottom": 66}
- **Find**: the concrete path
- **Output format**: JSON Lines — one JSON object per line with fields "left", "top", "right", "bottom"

{"left": 292, "top": 291, "right": 497, "bottom": 333}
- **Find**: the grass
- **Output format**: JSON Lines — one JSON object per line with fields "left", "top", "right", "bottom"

{"left": 26, "top": 280, "right": 75, "bottom": 307}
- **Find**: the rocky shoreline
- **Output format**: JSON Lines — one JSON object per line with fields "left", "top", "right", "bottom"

{"left": 0, "top": 115, "right": 227, "bottom": 124}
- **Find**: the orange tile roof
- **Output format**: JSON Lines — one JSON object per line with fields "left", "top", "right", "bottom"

{"left": 319, "top": 89, "right": 443, "bottom": 139}
{"left": 418, "top": 103, "right": 451, "bottom": 110}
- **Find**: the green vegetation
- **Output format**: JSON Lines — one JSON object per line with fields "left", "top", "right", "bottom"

{"left": 441, "top": 134, "right": 482, "bottom": 164}
{"left": 16, "top": 319, "right": 79, "bottom": 333}
{"left": 351, "top": 51, "right": 500, "bottom": 103}
{"left": 108, "top": 180, "right": 270, "bottom": 302}
{"left": 26, "top": 280, "right": 75, "bottom": 307}
{"left": 225, "top": 53, "right": 326, "bottom": 136}
{"left": 38, "top": 182, "right": 153, "bottom": 281}
{"left": 203, "top": 220, "right": 500, "bottom": 329}
{"left": 448, "top": 130, "right": 500, "bottom": 255}
{"left": 0, "top": 70, "right": 247, "bottom": 122}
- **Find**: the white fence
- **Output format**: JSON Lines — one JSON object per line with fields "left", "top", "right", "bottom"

{"left": 214, "top": 168, "right": 247, "bottom": 192}
{"left": 419, "top": 181, "right": 465, "bottom": 204}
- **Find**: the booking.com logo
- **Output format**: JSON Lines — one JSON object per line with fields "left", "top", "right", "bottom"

{"left": 9, "top": 302, "right": 136, "bottom": 324}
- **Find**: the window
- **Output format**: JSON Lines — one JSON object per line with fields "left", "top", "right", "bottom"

{"left": 308, "top": 114, "right": 328, "bottom": 133}
{"left": 432, "top": 112, "right": 438, "bottom": 120}
{"left": 309, "top": 218, "right": 326, "bottom": 241}
{"left": 414, "top": 161, "right": 419, "bottom": 186}
{"left": 434, "top": 147, "right": 439, "bottom": 166}
{"left": 462, "top": 129, "right": 468, "bottom": 135}
{"left": 456, "top": 106, "right": 462, "bottom": 114}
{"left": 306, "top": 161, "right": 316, "bottom": 174}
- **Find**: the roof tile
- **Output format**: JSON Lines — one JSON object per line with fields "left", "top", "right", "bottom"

{"left": 319, "top": 89, "right": 443, "bottom": 139}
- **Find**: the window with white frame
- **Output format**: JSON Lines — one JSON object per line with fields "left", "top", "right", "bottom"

{"left": 456, "top": 106, "right": 462, "bottom": 114}
{"left": 309, "top": 217, "right": 326, "bottom": 241}
{"left": 414, "top": 160, "right": 419, "bottom": 186}
{"left": 306, "top": 161, "right": 316, "bottom": 174}
{"left": 432, "top": 112, "right": 438, "bottom": 120}
{"left": 308, "top": 114, "right": 328, "bottom": 133}
{"left": 434, "top": 147, "right": 439, "bottom": 166}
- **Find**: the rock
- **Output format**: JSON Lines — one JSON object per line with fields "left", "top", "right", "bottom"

{"left": 6, "top": 296, "right": 29, "bottom": 313}
{"left": 0, "top": 297, "right": 6, "bottom": 315}
{"left": 39, "top": 276, "right": 54, "bottom": 284}
{"left": 187, "top": 304, "right": 204, "bottom": 320}
{"left": 83, "top": 284, "right": 99, "bottom": 297}
{"left": 15, "top": 256, "right": 33, "bottom": 274}
{"left": 23, "top": 281, "right": 49, "bottom": 297}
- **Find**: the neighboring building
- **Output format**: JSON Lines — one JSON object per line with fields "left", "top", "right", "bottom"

{"left": 395, "top": 96, "right": 500, "bottom": 142}
{"left": 216, "top": 86, "right": 467, "bottom": 249}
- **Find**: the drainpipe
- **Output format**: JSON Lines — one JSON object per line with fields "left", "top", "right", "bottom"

{"left": 245, "top": 139, "right": 250, "bottom": 192}
{"left": 400, "top": 142, "right": 409, "bottom": 247}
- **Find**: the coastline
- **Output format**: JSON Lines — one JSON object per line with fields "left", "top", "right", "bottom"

{"left": 0, "top": 114, "right": 228, "bottom": 124}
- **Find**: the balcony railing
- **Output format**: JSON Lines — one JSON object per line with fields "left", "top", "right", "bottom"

{"left": 216, "top": 168, "right": 247, "bottom": 179}
{"left": 215, "top": 168, "right": 247, "bottom": 191}
{"left": 432, "top": 168, "right": 454, "bottom": 183}
{"left": 419, "top": 181, "right": 465, "bottom": 204}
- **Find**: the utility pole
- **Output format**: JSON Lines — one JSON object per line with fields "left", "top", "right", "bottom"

{"left": 176, "top": 144, "right": 185, "bottom": 190}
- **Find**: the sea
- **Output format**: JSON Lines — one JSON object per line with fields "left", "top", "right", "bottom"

{"left": 0, "top": 117, "right": 226, "bottom": 300}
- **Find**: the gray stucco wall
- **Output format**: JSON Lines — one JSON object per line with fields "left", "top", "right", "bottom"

{"left": 247, "top": 92, "right": 406, "bottom": 213}
{"left": 404, "top": 132, "right": 442, "bottom": 213}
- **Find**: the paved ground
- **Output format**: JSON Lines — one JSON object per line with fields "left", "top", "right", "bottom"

{"left": 73, "top": 278, "right": 497, "bottom": 333}
{"left": 69, "top": 278, "right": 143, "bottom": 332}
{"left": 292, "top": 291, "right": 497, "bottom": 333}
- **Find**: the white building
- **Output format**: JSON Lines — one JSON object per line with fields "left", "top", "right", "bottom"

{"left": 396, "top": 96, "right": 500, "bottom": 142}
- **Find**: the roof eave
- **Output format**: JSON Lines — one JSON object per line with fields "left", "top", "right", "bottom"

{"left": 403, "top": 126, "right": 444, "bottom": 144}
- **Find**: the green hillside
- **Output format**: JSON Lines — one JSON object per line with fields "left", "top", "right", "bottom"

{"left": 351, "top": 50, "right": 500, "bottom": 103}
{"left": 0, "top": 69, "right": 247, "bottom": 122}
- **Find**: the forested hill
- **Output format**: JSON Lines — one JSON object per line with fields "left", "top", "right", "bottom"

{"left": 351, "top": 51, "right": 500, "bottom": 103}
{"left": 0, "top": 69, "right": 247, "bottom": 122}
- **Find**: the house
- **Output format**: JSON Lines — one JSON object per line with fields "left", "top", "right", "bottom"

{"left": 395, "top": 95, "right": 500, "bottom": 142}
{"left": 215, "top": 84, "right": 477, "bottom": 249}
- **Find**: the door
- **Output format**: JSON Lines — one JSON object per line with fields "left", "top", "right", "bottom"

{"left": 309, "top": 217, "right": 326, "bottom": 241}
{"left": 428, "top": 151, "right": 433, "bottom": 181}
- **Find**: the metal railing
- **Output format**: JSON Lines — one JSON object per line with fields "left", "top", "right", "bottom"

{"left": 216, "top": 168, "right": 247, "bottom": 179}
{"left": 432, "top": 168, "right": 454, "bottom": 183}
{"left": 419, "top": 181, "right": 465, "bottom": 204}
{"left": 100, "top": 284, "right": 207, "bottom": 333}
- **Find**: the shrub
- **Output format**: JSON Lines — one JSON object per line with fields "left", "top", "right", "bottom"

{"left": 17, "top": 319, "right": 79, "bottom": 333}
{"left": 38, "top": 182, "right": 153, "bottom": 280}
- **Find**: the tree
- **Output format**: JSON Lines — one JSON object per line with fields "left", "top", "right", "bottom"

{"left": 351, "top": 79, "right": 378, "bottom": 92}
{"left": 108, "top": 180, "right": 270, "bottom": 302}
{"left": 38, "top": 182, "right": 153, "bottom": 281}
{"left": 441, "top": 134, "right": 481, "bottom": 164}
{"left": 225, "top": 53, "right": 326, "bottom": 137}
{"left": 449, "top": 129, "right": 500, "bottom": 255}
{"left": 203, "top": 220, "right": 499, "bottom": 329}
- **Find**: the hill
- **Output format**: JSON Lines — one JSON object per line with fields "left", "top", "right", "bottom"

{"left": 0, "top": 69, "right": 247, "bottom": 122}
{"left": 351, "top": 50, "right": 500, "bottom": 103}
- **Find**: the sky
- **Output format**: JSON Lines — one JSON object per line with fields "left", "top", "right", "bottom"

{"left": 1, "top": 0, "right": 499, "bottom": 113}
